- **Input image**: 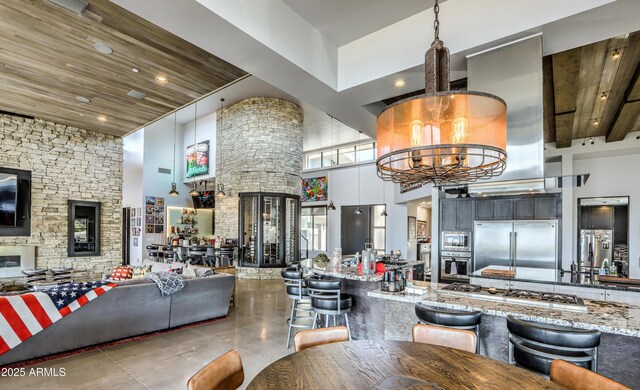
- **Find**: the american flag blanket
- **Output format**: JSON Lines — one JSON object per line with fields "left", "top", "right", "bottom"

{"left": 0, "top": 281, "right": 116, "bottom": 355}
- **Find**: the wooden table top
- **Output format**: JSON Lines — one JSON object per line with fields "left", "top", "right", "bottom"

{"left": 247, "top": 340, "right": 564, "bottom": 390}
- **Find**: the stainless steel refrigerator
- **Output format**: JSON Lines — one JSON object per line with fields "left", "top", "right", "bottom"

{"left": 579, "top": 229, "right": 612, "bottom": 270}
{"left": 474, "top": 220, "right": 558, "bottom": 273}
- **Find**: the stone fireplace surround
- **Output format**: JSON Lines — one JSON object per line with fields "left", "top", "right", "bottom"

{"left": 0, "top": 114, "right": 123, "bottom": 281}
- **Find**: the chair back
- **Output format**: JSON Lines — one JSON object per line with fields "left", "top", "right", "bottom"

{"left": 415, "top": 304, "right": 481, "bottom": 329}
{"left": 550, "top": 359, "right": 631, "bottom": 390}
{"left": 282, "top": 266, "right": 306, "bottom": 299}
{"left": 187, "top": 350, "right": 244, "bottom": 390}
{"left": 294, "top": 326, "right": 349, "bottom": 352}
{"left": 412, "top": 324, "right": 477, "bottom": 353}
{"left": 306, "top": 277, "right": 343, "bottom": 313}
{"left": 507, "top": 315, "right": 601, "bottom": 349}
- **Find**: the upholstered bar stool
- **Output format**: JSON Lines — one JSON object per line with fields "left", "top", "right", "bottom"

{"left": 507, "top": 315, "right": 601, "bottom": 376}
{"left": 282, "top": 267, "right": 314, "bottom": 348}
{"left": 306, "top": 276, "right": 352, "bottom": 340}
{"left": 415, "top": 303, "right": 482, "bottom": 353}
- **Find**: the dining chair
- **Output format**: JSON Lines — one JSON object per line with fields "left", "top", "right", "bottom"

{"left": 507, "top": 315, "right": 600, "bottom": 375}
{"left": 187, "top": 350, "right": 244, "bottom": 390}
{"left": 415, "top": 303, "right": 482, "bottom": 353}
{"left": 294, "top": 326, "right": 350, "bottom": 352}
{"left": 550, "top": 359, "right": 631, "bottom": 390}
{"left": 412, "top": 323, "right": 477, "bottom": 353}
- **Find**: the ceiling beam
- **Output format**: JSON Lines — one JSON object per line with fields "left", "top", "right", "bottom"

{"left": 552, "top": 47, "right": 581, "bottom": 148}
{"left": 607, "top": 65, "right": 640, "bottom": 141}
{"left": 572, "top": 40, "right": 607, "bottom": 140}
{"left": 604, "top": 31, "right": 640, "bottom": 142}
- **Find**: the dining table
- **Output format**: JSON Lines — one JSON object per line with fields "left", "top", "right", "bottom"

{"left": 247, "top": 340, "right": 565, "bottom": 389}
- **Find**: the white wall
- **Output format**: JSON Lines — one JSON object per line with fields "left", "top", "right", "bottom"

{"left": 123, "top": 130, "right": 145, "bottom": 264}
{"left": 545, "top": 132, "right": 640, "bottom": 278}
{"left": 303, "top": 163, "right": 412, "bottom": 259}
{"left": 182, "top": 112, "right": 216, "bottom": 183}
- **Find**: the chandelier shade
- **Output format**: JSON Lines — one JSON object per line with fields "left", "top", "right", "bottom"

{"left": 376, "top": 91, "right": 507, "bottom": 185}
{"left": 375, "top": 0, "right": 507, "bottom": 186}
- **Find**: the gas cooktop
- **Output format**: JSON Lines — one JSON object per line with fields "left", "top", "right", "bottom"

{"left": 439, "top": 284, "right": 587, "bottom": 313}
{"left": 442, "top": 283, "right": 481, "bottom": 293}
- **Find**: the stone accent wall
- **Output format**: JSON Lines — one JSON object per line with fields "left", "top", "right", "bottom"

{"left": 0, "top": 114, "right": 123, "bottom": 280}
{"left": 215, "top": 97, "right": 303, "bottom": 238}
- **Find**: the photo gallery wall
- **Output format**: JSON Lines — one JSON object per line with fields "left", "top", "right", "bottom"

{"left": 145, "top": 196, "right": 165, "bottom": 234}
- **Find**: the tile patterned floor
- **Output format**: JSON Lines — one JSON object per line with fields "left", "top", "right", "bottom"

{"left": 0, "top": 279, "right": 295, "bottom": 389}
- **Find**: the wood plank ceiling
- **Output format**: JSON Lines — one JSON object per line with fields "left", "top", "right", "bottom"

{"left": 0, "top": 0, "right": 247, "bottom": 137}
{"left": 544, "top": 31, "right": 640, "bottom": 147}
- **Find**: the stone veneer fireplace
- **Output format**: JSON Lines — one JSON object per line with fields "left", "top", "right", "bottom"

{"left": 0, "top": 245, "right": 35, "bottom": 278}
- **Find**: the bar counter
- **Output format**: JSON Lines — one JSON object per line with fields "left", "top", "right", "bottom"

{"left": 369, "top": 282, "right": 640, "bottom": 388}
{"left": 300, "top": 258, "right": 422, "bottom": 339}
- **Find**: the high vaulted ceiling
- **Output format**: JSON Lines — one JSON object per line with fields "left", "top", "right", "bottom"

{"left": 0, "top": 0, "right": 246, "bottom": 136}
{"left": 544, "top": 31, "right": 640, "bottom": 147}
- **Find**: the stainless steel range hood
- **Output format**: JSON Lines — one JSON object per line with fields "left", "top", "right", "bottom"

{"left": 465, "top": 35, "right": 545, "bottom": 193}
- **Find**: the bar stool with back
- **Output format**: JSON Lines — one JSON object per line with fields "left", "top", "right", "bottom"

{"left": 282, "top": 266, "right": 314, "bottom": 348}
{"left": 415, "top": 303, "right": 482, "bottom": 353}
{"left": 306, "top": 276, "right": 352, "bottom": 340}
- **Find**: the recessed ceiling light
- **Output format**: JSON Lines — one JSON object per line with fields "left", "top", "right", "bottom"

{"left": 97, "top": 115, "right": 107, "bottom": 122}
{"left": 600, "top": 92, "right": 607, "bottom": 100}
{"left": 394, "top": 80, "right": 405, "bottom": 87}
{"left": 155, "top": 76, "right": 168, "bottom": 84}
{"left": 593, "top": 119, "right": 600, "bottom": 125}
{"left": 612, "top": 49, "right": 621, "bottom": 59}
{"left": 131, "top": 68, "right": 140, "bottom": 73}
{"left": 92, "top": 43, "right": 113, "bottom": 55}
{"left": 78, "top": 113, "right": 85, "bottom": 117}
{"left": 75, "top": 96, "right": 90, "bottom": 104}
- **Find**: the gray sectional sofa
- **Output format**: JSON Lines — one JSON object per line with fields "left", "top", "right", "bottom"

{"left": 0, "top": 273, "right": 235, "bottom": 365}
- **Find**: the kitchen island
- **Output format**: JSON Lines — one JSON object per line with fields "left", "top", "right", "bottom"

{"left": 369, "top": 282, "right": 640, "bottom": 388}
{"left": 471, "top": 265, "right": 640, "bottom": 303}
{"left": 300, "top": 258, "right": 424, "bottom": 339}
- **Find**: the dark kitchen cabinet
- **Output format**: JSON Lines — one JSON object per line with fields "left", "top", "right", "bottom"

{"left": 441, "top": 199, "right": 473, "bottom": 231}
{"left": 614, "top": 206, "right": 628, "bottom": 244}
{"left": 534, "top": 197, "right": 558, "bottom": 219}
{"left": 580, "top": 206, "right": 614, "bottom": 230}
{"left": 475, "top": 199, "right": 494, "bottom": 220}
{"left": 494, "top": 199, "right": 514, "bottom": 219}
{"left": 514, "top": 198, "right": 534, "bottom": 219}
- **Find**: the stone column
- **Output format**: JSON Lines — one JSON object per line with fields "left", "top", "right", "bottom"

{"left": 215, "top": 97, "right": 303, "bottom": 240}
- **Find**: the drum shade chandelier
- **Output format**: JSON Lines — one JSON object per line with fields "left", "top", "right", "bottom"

{"left": 376, "top": 0, "right": 507, "bottom": 186}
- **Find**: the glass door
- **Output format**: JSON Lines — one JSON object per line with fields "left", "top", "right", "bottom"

{"left": 241, "top": 195, "right": 259, "bottom": 265}
{"left": 262, "top": 196, "right": 281, "bottom": 265}
{"left": 239, "top": 192, "right": 300, "bottom": 267}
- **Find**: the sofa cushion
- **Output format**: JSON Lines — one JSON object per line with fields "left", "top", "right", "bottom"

{"left": 142, "top": 260, "right": 186, "bottom": 273}
{"left": 113, "top": 277, "right": 154, "bottom": 286}
{"left": 110, "top": 266, "right": 133, "bottom": 280}
{"left": 132, "top": 266, "right": 151, "bottom": 279}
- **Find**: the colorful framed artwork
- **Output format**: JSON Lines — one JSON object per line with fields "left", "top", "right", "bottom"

{"left": 408, "top": 216, "right": 417, "bottom": 241}
{"left": 417, "top": 220, "right": 428, "bottom": 239}
{"left": 301, "top": 176, "right": 328, "bottom": 202}
{"left": 186, "top": 141, "right": 209, "bottom": 178}
{"left": 145, "top": 196, "right": 156, "bottom": 206}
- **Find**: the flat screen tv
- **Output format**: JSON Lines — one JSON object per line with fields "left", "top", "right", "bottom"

{"left": 0, "top": 173, "right": 18, "bottom": 227}
{"left": 192, "top": 191, "right": 215, "bottom": 209}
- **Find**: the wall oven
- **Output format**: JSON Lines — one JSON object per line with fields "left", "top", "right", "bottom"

{"left": 441, "top": 231, "right": 471, "bottom": 252}
{"left": 441, "top": 251, "right": 471, "bottom": 280}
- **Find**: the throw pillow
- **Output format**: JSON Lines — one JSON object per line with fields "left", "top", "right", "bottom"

{"left": 182, "top": 265, "right": 197, "bottom": 278}
{"left": 110, "top": 266, "right": 133, "bottom": 280}
{"left": 131, "top": 266, "right": 151, "bottom": 279}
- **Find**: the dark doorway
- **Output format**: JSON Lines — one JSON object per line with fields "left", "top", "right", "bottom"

{"left": 341, "top": 206, "right": 372, "bottom": 255}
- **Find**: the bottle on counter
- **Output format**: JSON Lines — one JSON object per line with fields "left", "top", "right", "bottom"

{"left": 570, "top": 261, "right": 578, "bottom": 275}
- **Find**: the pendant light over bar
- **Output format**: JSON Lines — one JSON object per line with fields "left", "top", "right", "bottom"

{"left": 216, "top": 98, "right": 226, "bottom": 199}
{"left": 327, "top": 114, "right": 336, "bottom": 211}
{"left": 355, "top": 130, "right": 363, "bottom": 215}
{"left": 169, "top": 112, "right": 179, "bottom": 196}
{"left": 376, "top": 0, "right": 507, "bottom": 186}
{"left": 189, "top": 101, "right": 200, "bottom": 197}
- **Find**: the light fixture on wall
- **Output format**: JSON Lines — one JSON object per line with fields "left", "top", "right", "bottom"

{"left": 355, "top": 130, "right": 363, "bottom": 215}
{"left": 216, "top": 184, "right": 226, "bottom": 198}
{"left": 169, "top": 112, "right": 179, "bottom": 196}
{"left": 215, "top": 98, "right": 226, "bottom": 200}
{"left": 189, "top": 102, "right": 200, "bottom": 197}
{"left": 381, "top": 179, "right": 388, "bottom": 217}
{"left": 375, "top": 0, "right": 507, "bottom": 186}
{"left": 327, "top": 114, "right": 336, "bottom": 211}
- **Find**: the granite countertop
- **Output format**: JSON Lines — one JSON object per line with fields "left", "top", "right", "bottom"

{"left": 471, "top": 265, "right": 640, "bottom": 292}
{"left": 369, "top": 282, "right": 640, "bottom": 337}
{"left": 301, "top": 258, "right": 422, "bottom": 282}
